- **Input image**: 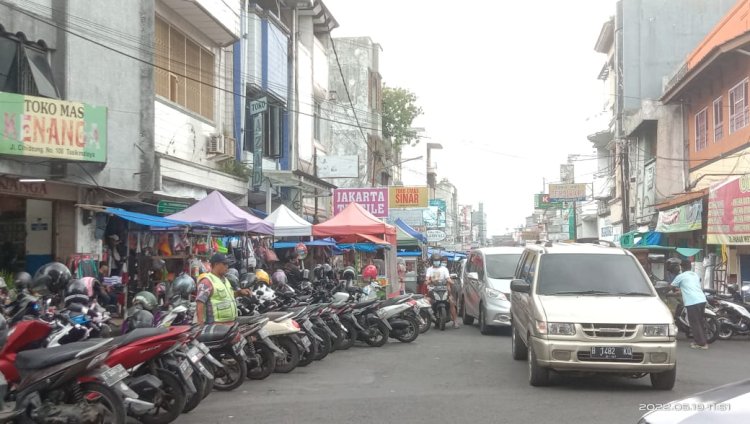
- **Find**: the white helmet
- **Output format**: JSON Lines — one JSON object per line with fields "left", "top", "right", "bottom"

{"left": 255, "top": 284, "right": 277, "bottom": 302}
{"left": 332, "top": 292, "right": 350, "bottom": 305}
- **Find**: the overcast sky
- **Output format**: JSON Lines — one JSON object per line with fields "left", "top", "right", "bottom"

{"left": 325, "top": 0, "right": 617, "bottom": 235}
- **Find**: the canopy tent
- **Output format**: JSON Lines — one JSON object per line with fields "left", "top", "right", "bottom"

{"left": 265, "top": 204, "right": 312, "bottom": 237}
{"left": 166, "top": 191, "right": 274, "bottom": 234}
{"left": 338, "top": 243, "right": 390, "bottom": 252}
{"left": 395, "top": 218, "right": 427, "bottom": 244}
{"left": 273, "top": 238, "right": 338, "bottom": 249}
{"left": 312, "top": 202, "right": 396, "bottom": 238}
{"left": 79, "top": 206, "right": 194, "bottom": 228}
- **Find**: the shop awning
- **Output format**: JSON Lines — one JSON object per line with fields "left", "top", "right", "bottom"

{"left": 395, "top": 218, "right": 427, "bottom": 243}
{"left": 273, "top": 238, "right": 339, "bottom": 249}
{"left": 397, "top": 251, "right": 422, "bottom": 257}
{"left": 103, "top": 207, "right": 192, "bottom": 228}
{"left": 338, "top": 243, "right": 389, "bottom": 252}
{"left": 626, "top": 245, "right": 702, "bottom": 257}
{"left": 654, "top": 189, "right": 707, "bottom": 211}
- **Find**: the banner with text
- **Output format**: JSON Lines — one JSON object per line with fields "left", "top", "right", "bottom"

{"left": 389, "top": 186, "right": 428, "bottom": 208}
{"left": 656, "top": 200, "right": 702, "bottom": 233}
{"left": 0, "top": 91, "right": 107, "bottom": 163}
{"left": 332, "top": 188, "right": 389, "bottom": 218}
{"left": 707, "top": 176, "right": 750, "bottom": 244}
{"left": 548, "top": 183, "right": 587, "bottom": 202}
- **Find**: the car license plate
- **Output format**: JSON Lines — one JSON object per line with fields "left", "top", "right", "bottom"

{"left": 187, "top": 346, "right": 204, "bottom": 363}
{"left": 179, "top": 359, "right": 193, "bottom": 380}
{"left": 300, "top": 335, "right": 311, "bottom": 349}
{"left": 303, "top": 320, "right": 314, "bottom": 331}
{"left": 258, "top": 327, "right": 269, "bottom": 339}
{"left": 100, "top": 364, "right": 128, "bottom": 387}
{"left": 590, "top": 346, "right": 632, "bottom": 359}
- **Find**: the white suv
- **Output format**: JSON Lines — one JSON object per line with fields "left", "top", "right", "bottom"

{"left": 509, "top": 242, "right": 677, "bottom": 389}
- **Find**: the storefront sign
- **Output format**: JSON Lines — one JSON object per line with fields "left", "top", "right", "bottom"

{"left": 0, "top": 177, "right": 77, "bottom": 201}
{"left": 548, "top": 183, "right": 587, "bottom": 202}
{"left": 707, "top": 175, "right": 750, "bottom": 244}
{"left": 389, "top": 186, "right": 428, "bottom": 208}
{"left": 424, "top": 199, "right": 447, "bottom": 229}
{"left": 156, "top": 200, "right": 189, "bottom": 215}
{"left": 388, "top": 208, "right": 424, "bottom": 227}
{"left": 0, "top": 91, "right": 107, "bottom": 163}
{"left": 332, "top": 188, "right": 388, "bottom": 217}
{"left": 534, "top": 193, "right": 564, "bottom": 210}
{"left": 656, "top": 200, "right": 702, "bottom": 233}
{"left": 425, "top": 229, "right": 446, "bottom": 242}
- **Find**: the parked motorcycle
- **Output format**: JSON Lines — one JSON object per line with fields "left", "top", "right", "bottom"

{"left": 712, "top": 285, "right": 750, "bottom": 340}
{"left": 196, "top": 323, "right": 248, "bottom": 391}
{"left": 671, "top": 291, "right": 720, "bottom": 344}
{"left": 376, "top": 296, "right": 420, "bottom": 343}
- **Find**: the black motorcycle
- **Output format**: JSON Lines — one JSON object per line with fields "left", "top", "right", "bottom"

{"left": 429, "top": 281, "right": 450, "bottom": 331}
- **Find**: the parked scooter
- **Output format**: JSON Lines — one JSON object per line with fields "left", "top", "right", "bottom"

{"left": 713, "top": 285, "right": 750, "bottom": 340}
{"left": 376, "top": 295, "right": 421, "bottom": 343}
{"left": 196, "top": 323, "right": 248, "bottom": 391}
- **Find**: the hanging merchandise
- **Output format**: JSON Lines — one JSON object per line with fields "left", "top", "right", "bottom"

{"left": 295, "top": 242, "right": 308, "bottom": 260}
{"left": 245, "top": 237, "right": 257, "bottom": 269}
{"left": 158, "top": 234, "right": 172, "bottom": 257}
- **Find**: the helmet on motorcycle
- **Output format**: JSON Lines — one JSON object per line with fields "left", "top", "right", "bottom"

{"left": 312, "top": 264, "right": 324, "bottom": 281}
{"left": 255, "top": 269, "right": 270, "bottom": 285}
{"left": 133, "top": 291, "right": 158, "bottom": 311}
{"left": 80, "top": 276, "right": 102, "bottom": 298}
{"left": 13, "top": 272, "right": 32, "bottom": 292}
{"left": 342, "top": 266, "right": 356, "bottom": 281}
{"left": 226, "top": 268, "right": 239, "bottom": 280}
{"left": 323, "top": 263, "right": 334, "bottom": 280}
{"left": 332, "top": 292, "right": 349, "bottom": 304}
{"left": 225, "top": 272, "right": 239, "bottom": 290}
{"left": 240, "top": 273, "right": 257, "bottom": 290}
{"left": 271, "top": 269, "right": 287, "bottom": 286}
{"left": 32, "top": 262, "right": 72, "bottom": 296}
{"left": 363, "top": 264, "right": 378, "bottom": 280}
{"left": 255, "top": 284, "right": 276, "bottom": 302}
{"left": 64, "top": 279, "right": 91, "bottom": 307}
{"left": 128, "top": 308, "right": 154, "bottom": 330}
{"left": 171, "top": 274, "right": 196, "bottom": 301}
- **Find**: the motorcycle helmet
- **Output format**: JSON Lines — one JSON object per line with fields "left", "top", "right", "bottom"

{"left": 63, "top": 279, "right": 90, "bottom": 308}
{"left": 342, "top": 266, "right": 356, "bottom": 281}
{"left": 323, "top": 263, "right": 334, "bottom": 280}
{"left": 255, "top": 284, "right": 277, "bottom": 302}
{"left": 312, "top": 264, "right": 324, "bottom": 281}
{"left": 13, "top": 272, "right": 32, "bottom": 292}
{"left": 79, "top": 277, "right": 102, "bottom": 299}
{"left": 430, "top": 253, "right": 442, "bottom": 268}
{"left": 272, "top": 269, "right": 288, "bottom": 286}
{"left": 255, "top": 269, "right": 270, "bottom": 285}
{"left": 226, "top": 268, "right": 239, "bottom": 279}
{"left": 666, "top": 258, "right": 681, "bottom": 275}
{"left": 225, "top": 272, "right": 240, "bottom": 290}
{"left": 240, "top": 273, "right": 257, "bottom": 290}
{"left": 32, "top": 262, "right": 72, "bottom": 296}
{"left": 363, "top": 264, "right": 378, "bottom": 280}
{"left": 332, "top": 292, "right": 350, "bottom": 304}
{"left": 171, "top": 274, "right": 196, "bottom": 301}
{"left": 133, "top": 291, "right": 158, "bottom": 312}
{"left": 128, "top": 308, "right": 155, "bottom": 330}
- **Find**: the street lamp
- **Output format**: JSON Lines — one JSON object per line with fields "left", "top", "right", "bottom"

{"left": 426, "top": 143, "right": 443, "bottom": 194}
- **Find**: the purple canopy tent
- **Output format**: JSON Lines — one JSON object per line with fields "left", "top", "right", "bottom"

{"left": 166, "top": 191, "right": 274, "bottom": 235}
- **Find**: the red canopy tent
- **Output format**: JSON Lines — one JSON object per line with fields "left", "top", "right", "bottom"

{"left": 313, "top": 202, "right": 398, "bottom": 296}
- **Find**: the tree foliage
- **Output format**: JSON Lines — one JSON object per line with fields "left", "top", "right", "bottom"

{"left": 382, "top": 86, "right": 424, "bottom": 149}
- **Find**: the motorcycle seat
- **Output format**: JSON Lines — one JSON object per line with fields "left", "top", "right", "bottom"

{"left": 411, "top": 295, "right": 424, "bottom": 300}
{"left": 16, "top": 339, "right": 109, "bottom": 371}
{"left": 354, "top": 300, "right": 378, "bottom": 309}
{"left": 197, "top": 324, "right": 234, "bottom": 343}
{"left": 237, "top": 315, "right": 267, "bottom": 326}
{"left": 112, "top": 327, "right": 168, "bottom": 347}
{"left": 265, "top": 311, "right": 295, "bottom": 322}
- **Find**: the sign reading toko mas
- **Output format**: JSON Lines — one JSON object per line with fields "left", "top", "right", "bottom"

{"left": 332, "top": 188, "right": 389, "bottom": 218}
{"left": 0, "top": 91, "right": 108, "bottom": 163}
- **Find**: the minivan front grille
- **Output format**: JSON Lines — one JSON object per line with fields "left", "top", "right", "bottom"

{"left": 577, "top": 351, "right": 644, "bottom": 363}
{"left": 581, "top": 323, "right": 637, "bottom": 338}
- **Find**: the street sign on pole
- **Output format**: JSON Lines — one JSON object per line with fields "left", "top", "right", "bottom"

{"left": 156, "top": 200, "right": 189, "bottom": 215}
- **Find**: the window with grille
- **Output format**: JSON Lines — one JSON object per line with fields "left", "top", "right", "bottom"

{"left": 695, "top": 108, "right": 707, "bottom": 151}
{"left": 0, "top": 35, "right": 59, "bottom": 98}
{"left": 729, "top": 79, "right": 748, "bottom": 134}
{"left": 713, "top": 97, "right": 723, "bottom": 142}
{"left": 154, "top": 16, "right": 215, "bottom": 120}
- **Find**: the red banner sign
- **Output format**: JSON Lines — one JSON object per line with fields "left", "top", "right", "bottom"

{"left": 707, "top": 176, "right": 750, "bottom": 245}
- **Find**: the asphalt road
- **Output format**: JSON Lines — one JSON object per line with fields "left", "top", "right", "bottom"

{"left": 180, "top": 324, "right": 750, "bottom": 424}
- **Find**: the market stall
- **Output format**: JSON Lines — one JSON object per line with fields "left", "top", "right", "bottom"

{"left": 313, "top": 202, "right": 398, "bottom": 296}
{"left": 166, "top": 190, "right": 274, "bottom": 235}
{"left": 264, "top": 204, "right": 312, "bottom": 238}
{"left": 394, "top": 218, "right": 426, "bottom": 293}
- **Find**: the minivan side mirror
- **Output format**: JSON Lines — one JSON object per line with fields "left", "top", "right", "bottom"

{"left": 466, "top": 272, "right": 479, "bottom": 280}
{"left": 510, "top": 279, "right": 530, "bottom": 293}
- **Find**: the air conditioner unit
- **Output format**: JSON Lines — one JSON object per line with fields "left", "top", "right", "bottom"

{"left": 207, "top": 134, "right": 225, "bottom": 155}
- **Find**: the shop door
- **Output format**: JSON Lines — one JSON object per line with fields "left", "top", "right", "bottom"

{"left": 26, "top": 199, "right": 53, "bottom": 274}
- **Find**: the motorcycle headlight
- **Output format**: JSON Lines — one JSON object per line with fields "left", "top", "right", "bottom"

{"left": 643, "top": 324, "right": 670, "bottom": 337}
{"left": 536, "top": 321, "right": 576, "bottom": 336}
{"left": 485, "top": 288, "right": 507, "bottom": 301}
{"left": 376, "top": 309, "right": 387, "bottom": 317}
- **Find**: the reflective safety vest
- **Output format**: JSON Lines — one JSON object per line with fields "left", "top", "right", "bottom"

{"left": 205, "top": 273, "right": 237, "bottom": 323}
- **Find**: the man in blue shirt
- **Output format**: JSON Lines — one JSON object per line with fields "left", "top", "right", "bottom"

{"left": 671, "top": 259, "right": 708, "bottom": 349}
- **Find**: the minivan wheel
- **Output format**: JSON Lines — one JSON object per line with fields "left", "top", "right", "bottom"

{"left": 462, "top": 300, "right": 474, "bottom": 325}
{"left": 479, "top": 305, "right": 492, "bottom": 335}
{"left": 511, "top": 324, "right": 527, "bottom": 360}
{"left": 527, "top": 341, "right": 550, "bottom": 387}
{"left": 650, "top": 365, "right": 676, "bottom": 390}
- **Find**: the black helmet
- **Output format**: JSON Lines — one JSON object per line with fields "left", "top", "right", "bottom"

{"left": 32, "top": 262, "right": 72, "bottom": 296}
{"left": 13, "top": 272, "right": 32, "bottom": 292}
{"left": 64, "top": 279, "right": 90, "bottom": 308}
{"left": 225, "top": 272, "right": 239, "bottom": 290}
{"left": 430, "top": 253, "right": 442, "bottom": 262}
{"left": 133, "top": 291, "right": 158, "bottom": 311}
{"left": 342, "top": 267, "right": 356, "bottom": 281}
{"left": 128, "top": 309, "right": 154, "bottom": 330}
{"left": 323, "top": 263, "right": 334, "bottom": 279}
{"left": 171, "top": 274, "right": 195, "bottom": 301}
{"left": 313, "top": 264, "right": 325, "bottom": 281}
{"left": 666, "top": 258, "right": 681, "bottom": 275}
{"left": 240, "top": 273, "right": 256, "bottom": 290}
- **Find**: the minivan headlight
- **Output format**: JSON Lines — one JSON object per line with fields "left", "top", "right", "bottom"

{"left": 536, "top": 321, "right": 576, "bottom": 336}
{"left": 485, "top": 288, "right": 507, "bottom": 301}
{"left": 643, "top": 324, "right": 669, "bottom": 337}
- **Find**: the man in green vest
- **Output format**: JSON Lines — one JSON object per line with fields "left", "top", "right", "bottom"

{"left": 196, "top": 253, "right": 251, "bottom": 325}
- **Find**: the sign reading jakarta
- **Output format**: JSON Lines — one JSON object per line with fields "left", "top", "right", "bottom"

{"left": 0, "top": 91, "right": 107, "bottom": 163}
{"left": 332, "top": 188, "right": 389, "bottom": 218}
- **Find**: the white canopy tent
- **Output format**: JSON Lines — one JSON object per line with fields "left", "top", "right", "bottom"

{"left": 265, "top": 204, "right": 312, "bottom": 237}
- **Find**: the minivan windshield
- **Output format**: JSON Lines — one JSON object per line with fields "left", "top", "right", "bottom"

{"left": 486, "top": 254, "right": 522, "bottom": 279}
{"left": 536, "top": 254, "right": 653, "bottom": 296}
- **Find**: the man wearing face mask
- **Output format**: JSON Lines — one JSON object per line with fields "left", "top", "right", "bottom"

{"left": 426, "top": 253, "right": 459, "bottom": 328}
